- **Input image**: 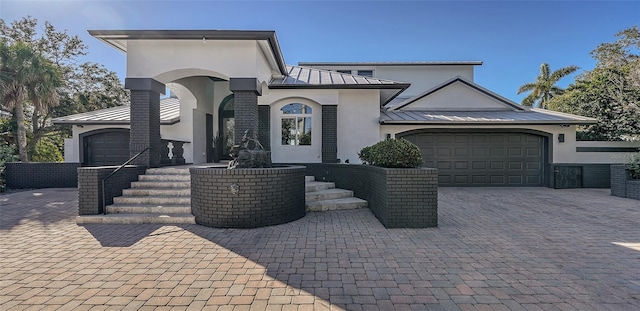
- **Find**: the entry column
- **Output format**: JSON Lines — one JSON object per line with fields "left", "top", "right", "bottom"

{"left": 230, "top": 78, "right": 262, "bottom": 145}
{"left": 125, "top": 78, "right": 165, "bottom": 167}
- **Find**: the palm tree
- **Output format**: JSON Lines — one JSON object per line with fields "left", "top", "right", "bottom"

{"left": 0, "top": 40, "right": 63, "bottom": 162}
{"left": 517, "top": 63, "right": 579, "bottom": 109}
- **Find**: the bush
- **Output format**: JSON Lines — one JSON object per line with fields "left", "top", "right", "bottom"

{"left": 0, "top": 143, "right": 19, "bottom": 192}
{"left": 626, "top": 152, "right": 640, "bottom": 179}
{"left": 358, "top": 138, "right": 423, "bottom": 168}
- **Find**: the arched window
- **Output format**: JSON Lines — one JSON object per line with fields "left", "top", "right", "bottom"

{"left": 281, "top": 103, "right": 312, "bottom": 146}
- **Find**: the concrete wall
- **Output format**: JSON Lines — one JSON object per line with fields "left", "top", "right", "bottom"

{"left": 127, "top": 40, "right": 275, "bottom": 85}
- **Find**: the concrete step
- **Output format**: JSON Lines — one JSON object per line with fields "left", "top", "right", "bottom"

{"left": 122, "top": 188, "right": 191, "bottom": 196}
{"left": 130, "top": 181, "right": 190, "bottom": 189}
{"left": 106, "top": 204, "right": 191, "bottom": 214}
{"left": 145, "top": 168, "right": 190, "bottom": 175}
{"left": 76, "top": 213, "right": 195, "bottom": 225}
{"left": 306, "top": 197, "right": 368, "bottom": 212}
{"left": 305, "top": 176, "right": 315, "bottom": 182}
{"left": 306, "top": 188, "right": 354, "bottom": 203}
{"left": 139, "top": 174, "right": 190, "bottom": 182}
{"left": 305, "top": 181, "right": 335, "bottom": 192}
{"left": 113, "top": 196, "right": 191, "bottom": 205}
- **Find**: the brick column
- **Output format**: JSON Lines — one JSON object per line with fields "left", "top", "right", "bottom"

{"left": 230, "top": 78, "right": 262, "bottom": 145}
{"left": 322, "top": 105, "right": 338, "bottom": 163}
{"left": 125, "top": 78, "right": 165, "bottom": 167}
{"left": 258, "top": 105, "right": 270, "bottom": 150}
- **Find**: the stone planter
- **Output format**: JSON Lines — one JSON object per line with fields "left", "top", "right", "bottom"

{"left": 190, "top": 166, "right": 306, "bottom": 228}
{"left": 610, "top": 164, "right": 640, "bottom": 200}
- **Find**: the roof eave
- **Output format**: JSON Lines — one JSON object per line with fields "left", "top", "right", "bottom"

{"left": 379, "top": 120, "right": 596, "bottom": 125}
{"left": 52, "top": 119, "right": 180, "bottom": 126}
{"left": 88, "top": 30, "right": 288, "bottom": 75}
{"left": 298, "top": 61, "right": 484, "bottom": 67}
{"left": 268, "top": 83, "right": 411, "bottom": 90}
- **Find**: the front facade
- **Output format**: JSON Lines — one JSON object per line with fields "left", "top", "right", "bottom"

{"left": 54, "top": 30, "right": 640, "bottom": 187}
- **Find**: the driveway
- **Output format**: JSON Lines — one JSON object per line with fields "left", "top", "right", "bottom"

{"left": 1, "top": 187, "right": 639, "bottom": 310}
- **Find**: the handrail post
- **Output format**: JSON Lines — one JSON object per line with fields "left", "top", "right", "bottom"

{"left": 101, "top": 147, "right": 149, "bottom": 215}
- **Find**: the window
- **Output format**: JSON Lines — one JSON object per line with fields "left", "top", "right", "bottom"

{"left": 336, "top": 70, "right": 352, "bottom": 74}
{"left": 281, "top": 103, "right": 312, "bottom": 146}
{"left": 357, "top": 70, "right": 373, "bottom": 77}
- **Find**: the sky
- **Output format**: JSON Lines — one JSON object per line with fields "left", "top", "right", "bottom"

{"left": 1, "top": 0, "right": 639, "bottom": 103}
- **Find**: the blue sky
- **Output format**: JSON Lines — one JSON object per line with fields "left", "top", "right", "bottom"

{"left": 2, "top": 1, "right": 639, "bottom": 103}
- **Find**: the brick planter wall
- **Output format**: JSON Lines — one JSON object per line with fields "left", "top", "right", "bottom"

{"left": 77, "top": 166, "right": 147, "bottom": 215}
{"left": 5, "top": 162, "right": 81, "bottom": 189}
{"left": 300, "top": 164, "right": 438, "bottom": 228}
{"left": 549, "top": 164, "right": 612, "bottom": 189}
{"left": 610, "top": 164, "right": 640, "bottom": 200}
{"left": 190, "top": 166, "right": 306, "bottom": 228}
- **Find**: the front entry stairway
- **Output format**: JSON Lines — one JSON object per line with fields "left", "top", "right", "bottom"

{"left": 77, "top": 168, "right": 367, "bottom": 225}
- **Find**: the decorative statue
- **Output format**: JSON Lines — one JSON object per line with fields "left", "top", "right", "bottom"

{"left": 227, "top": 129, "right": 272, "bottom": 169}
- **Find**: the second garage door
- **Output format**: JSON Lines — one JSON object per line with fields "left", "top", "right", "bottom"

{"left": 402, "top": 132, "right": 545, "bottom": 186}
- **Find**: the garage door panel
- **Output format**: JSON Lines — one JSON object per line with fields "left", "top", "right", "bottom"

{"left": 84, "top": 131, "right": 130, "bottom": 166}
{"left": 404, "top": 131, "right": 544, "bottom": 186}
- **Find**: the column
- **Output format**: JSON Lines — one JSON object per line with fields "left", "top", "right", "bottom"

{"left": 125, "top": 78, "right": 165, "bottom": 167}
{"left": 322, "top": 105, "right": 338, "bottom": 163}
{"left": 230, "top": 78, "right": 262, "bottom": 145}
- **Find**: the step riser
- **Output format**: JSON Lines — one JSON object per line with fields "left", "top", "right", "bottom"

{"left": 306, "top": 201, "right": 367, "bottom": 212}
{"left": 139, "top": 175, "right": 191, "bottom": 181}
{"left": 123, "top": 189, "right": 191, "bottom": 196}
{"left": 113, "top": 197, "right": 191, "bottom": 205}
{"left": 305, "top": 183, "right": 334, "bottom": 192}
{"left": 107, "top": 206, "right": 192, "bottom": 214}
{"left": 77, "top": 216, "right": 195, "bottom": 225}
{"left": 131, "top": 182, "right": 190, "bottom": 189}
{"left": 145, "top": 168, "right": 190, "bottom": 175}
{"left": 306, "top": 190, "right": 354, "bottom": 202}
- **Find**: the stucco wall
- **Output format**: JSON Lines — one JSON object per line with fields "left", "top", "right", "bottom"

{"left": 268, "top": 97, "right": 323, "bottom": 163}
{"left": 400, "top": 81, "right": 510, "bottom": 110}
{"left": 126, "top": 40, "right": 273, "bottom": 84}
{"left": 337, "top": 90, "right": 380, "bottom": 163}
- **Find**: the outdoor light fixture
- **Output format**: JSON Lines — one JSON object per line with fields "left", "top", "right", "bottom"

{"left": 202, "top": 36, "right": 206, "bottom": 43}
{"left": 558, "top": 134, "right": 565, "bottom": 143}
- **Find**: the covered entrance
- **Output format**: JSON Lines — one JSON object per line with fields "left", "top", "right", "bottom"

{"left": 401, "top": 130, "right": 546, "bottom": 186}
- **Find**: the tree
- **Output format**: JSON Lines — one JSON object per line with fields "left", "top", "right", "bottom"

{"left": 0, "top": 16, "right": 127, "bottom": 161}
{"left": 0, "top": 40, "right": 63, "bottom": 162}
{"left": 517, "top": 63, "right": 579, "bottom": 109}
{"left": 549, "top": 26, "right": 640, "bottom": 141}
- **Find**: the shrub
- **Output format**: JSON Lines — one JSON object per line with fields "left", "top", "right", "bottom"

{"left": 0, "top": 143, "right": 19, "bottom": 192}
{"left": 626, "top": 152, "right": 640, "bottom": 179}
{"left": 358, "top": 138, "right": 423, "bottom": 168}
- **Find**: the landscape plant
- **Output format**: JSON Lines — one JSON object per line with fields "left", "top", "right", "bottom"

{"left": 358, "top": 138, "right": 423, "bottom": 168}
{"left": 626, "top": 152, "right": 640, "bottom": 179}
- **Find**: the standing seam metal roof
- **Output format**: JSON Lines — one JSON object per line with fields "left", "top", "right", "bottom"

{"left": 269, "top": 65, "right": 409, "bottom": 88}
{"left": 52, "top": 98, "right": 181, "bottom": 125}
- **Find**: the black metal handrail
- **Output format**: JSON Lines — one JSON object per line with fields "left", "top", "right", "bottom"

{"left": 102, "top": 147, "right": 149, "bottom": 215}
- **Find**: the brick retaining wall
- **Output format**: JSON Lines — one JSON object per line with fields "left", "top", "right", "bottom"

{"left": 610, "top": 164, "right": 640, "bottom": 200}
{"left": 300, "top": 164, "right": 438, "bottom": 228}
{"left": 190, "top": 166, "right": 306, "bottom": 228}
{"left": 77, "top": 166, "right": 147, "bottom": 215}
{"left": 5, "top": 162, "right": 80, "bottom": 189}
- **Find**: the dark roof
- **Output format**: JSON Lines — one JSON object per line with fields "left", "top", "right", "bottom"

{"left": 380, "top": 109, "right": 596, "bottom": 125}
{"left": 52, "top": 98, "right": 181, "bottom": 125}
{"left": 269, "top": 65, "right": 410, "bottom": 105}
{"left": 88, "top": 29, "right": 287, "bottom": 75}
{"left": 298, "top": 61, "right": 483, "bottom": 67}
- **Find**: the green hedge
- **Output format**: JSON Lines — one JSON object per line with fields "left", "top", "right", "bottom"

{"left": 358, "top": 138, "right": 423, "bottom": 168}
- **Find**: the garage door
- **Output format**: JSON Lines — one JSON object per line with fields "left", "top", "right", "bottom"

{"left": 83, "top": 130, "right": 130, "bottom": 166}
{"left": 402, "top": 132, "right": 544, "bottom": 186}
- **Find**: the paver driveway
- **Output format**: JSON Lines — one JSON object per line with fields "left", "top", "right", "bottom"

{"left": 1, "top": 187, "right": 639, "bottom": 311}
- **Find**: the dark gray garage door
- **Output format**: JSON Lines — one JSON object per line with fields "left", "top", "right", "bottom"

{"left": 402, "top": 132, "right": 544, "bottom": 186}
{"left": 83, "top": 130, "right": 130, "bottom": 166}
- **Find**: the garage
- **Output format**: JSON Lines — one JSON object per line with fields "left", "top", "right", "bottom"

{"left": 81, "top": 129, "right": 130, "bottom": 166}
{"left": 401, "top": 131, "right": 545, "bottom": 186}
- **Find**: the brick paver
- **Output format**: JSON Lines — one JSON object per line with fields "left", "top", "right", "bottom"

{"left": 1, "top": 187, "right": 639, "bottom": 310}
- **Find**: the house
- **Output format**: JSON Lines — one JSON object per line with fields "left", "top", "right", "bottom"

{"left": 53, "top": 30, "right": 639, "bottom": 187}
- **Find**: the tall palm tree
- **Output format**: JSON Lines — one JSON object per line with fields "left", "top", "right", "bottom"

{"left": 0, "top": 40, "right": 63, "bottom": 162}
{"left": 517, "top": 63, "right": 579, "bottom": 109}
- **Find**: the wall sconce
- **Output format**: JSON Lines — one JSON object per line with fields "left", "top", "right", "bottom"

{"left": 558, "top": 134, "right": 565, "bottom": 143}
{"left": 202, "top": 36, "right": 206, "bottom": 44}
{"left": 386, "top": 133, "right": 391, "bottom": 140}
